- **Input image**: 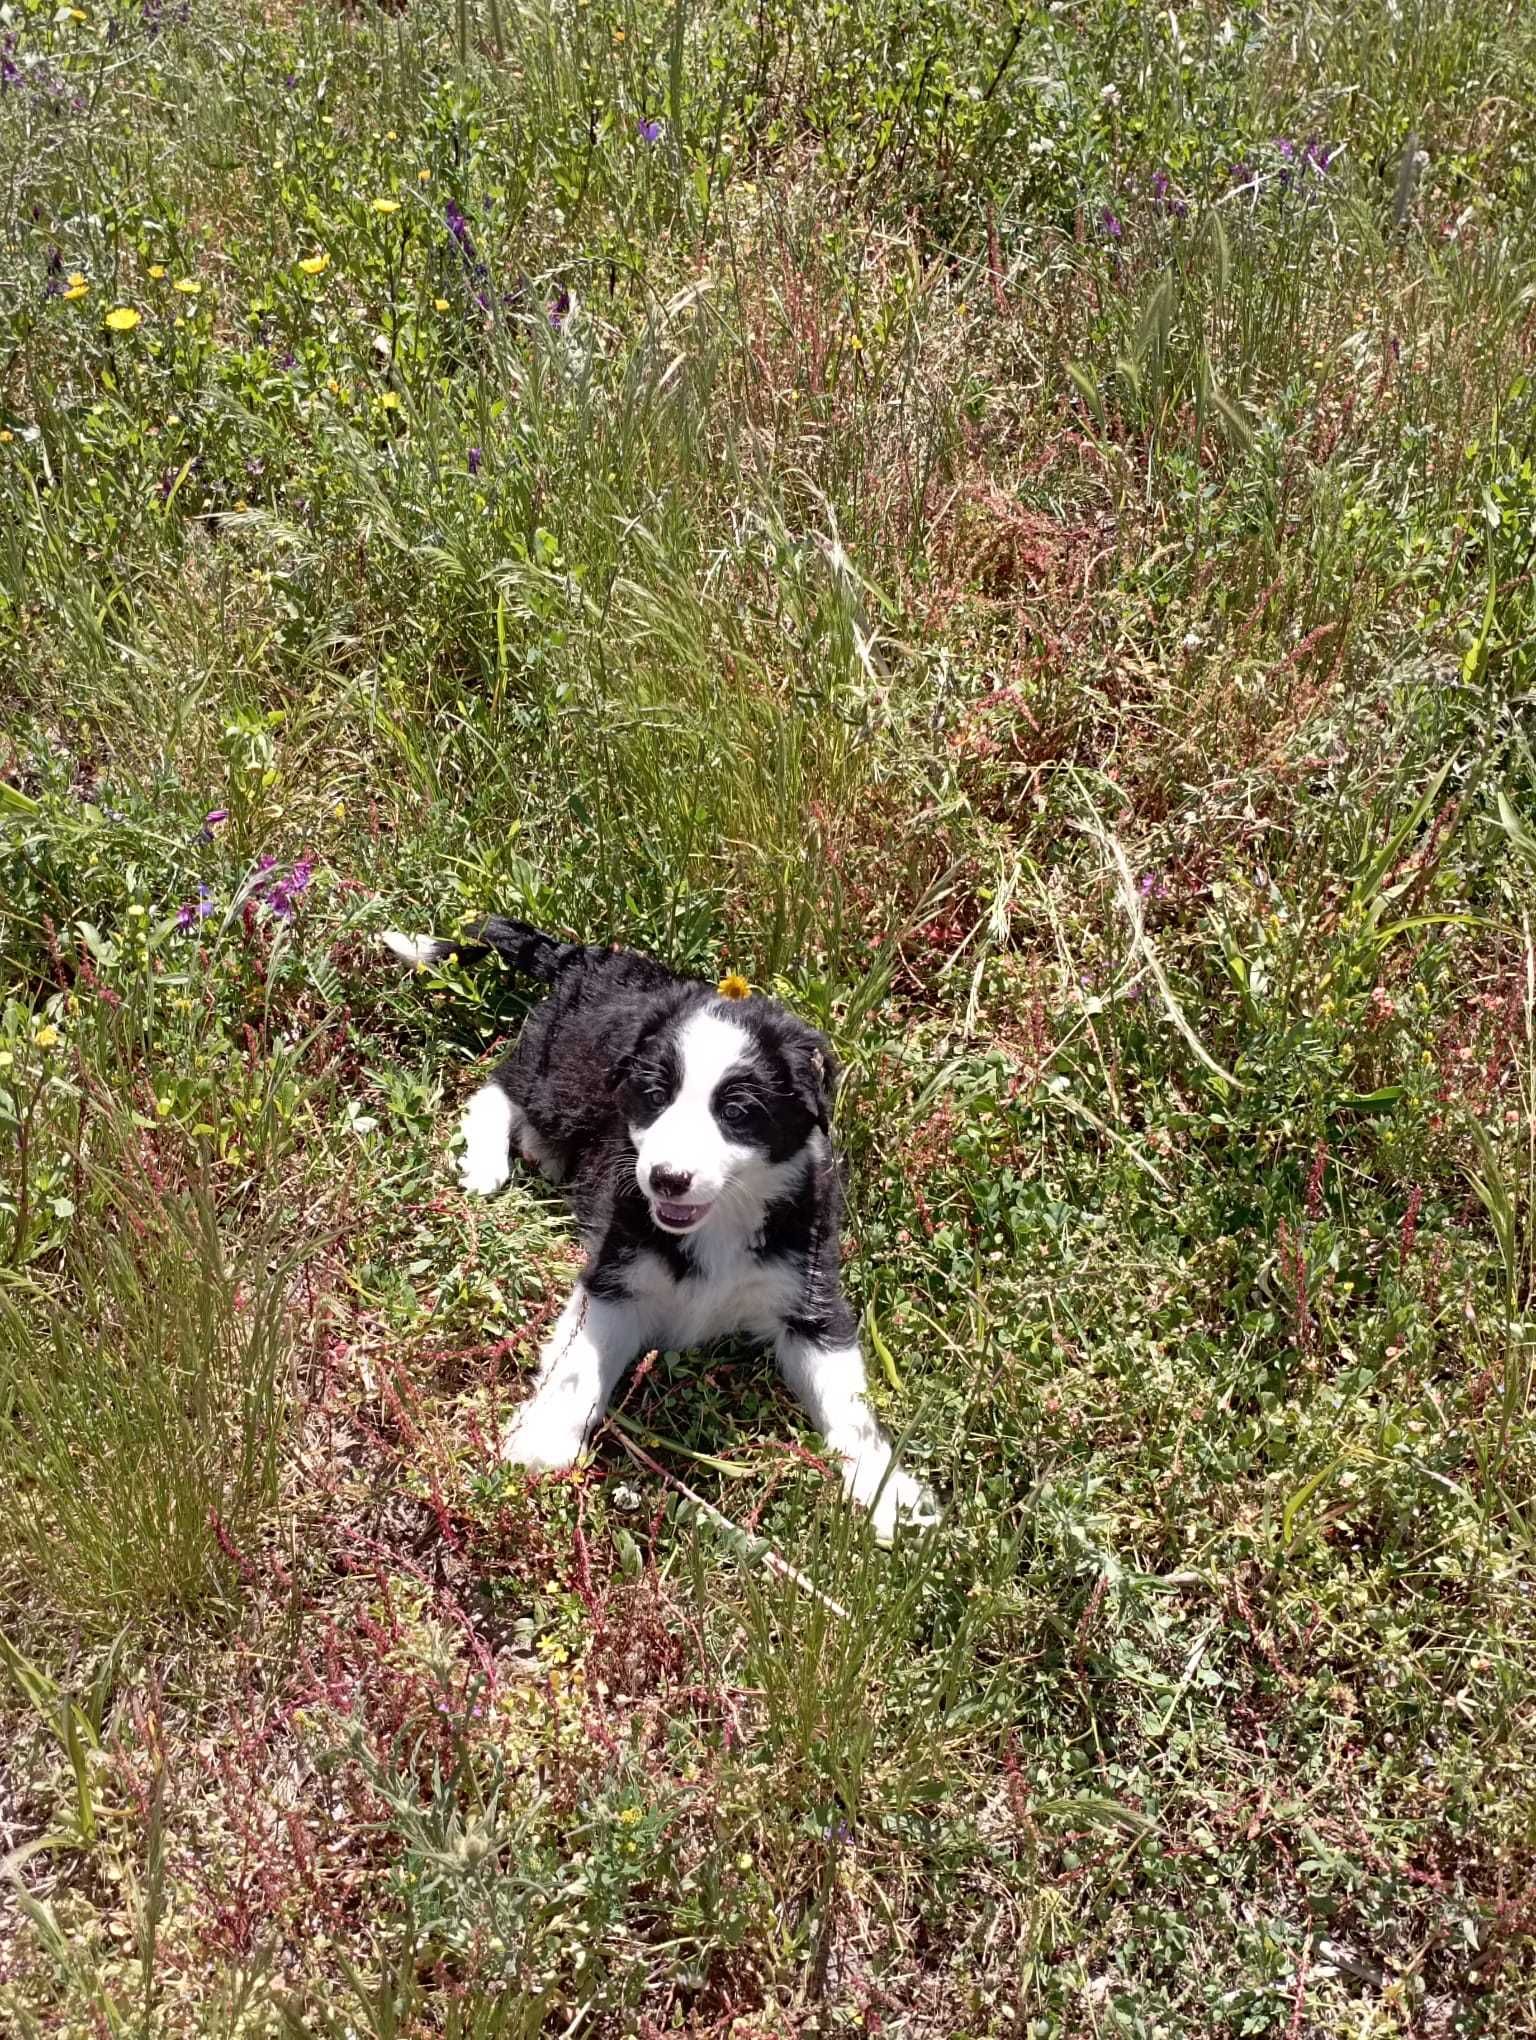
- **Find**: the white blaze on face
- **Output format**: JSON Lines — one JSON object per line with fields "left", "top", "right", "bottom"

{"left": 633, "top": 1008, "right": 753, "bottom": 1224}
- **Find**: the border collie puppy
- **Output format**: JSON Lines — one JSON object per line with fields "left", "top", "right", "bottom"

{"left": 381, "top": 918, "right": 938, "bottom": 1540}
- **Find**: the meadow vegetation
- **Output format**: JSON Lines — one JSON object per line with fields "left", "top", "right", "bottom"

{"left": 3, "top": 0, "right": 1536, "bottom": 2030}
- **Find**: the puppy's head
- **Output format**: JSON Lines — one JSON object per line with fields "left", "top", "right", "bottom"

{"left": 619, "top": 995, "right": 836, "bottom": 1235}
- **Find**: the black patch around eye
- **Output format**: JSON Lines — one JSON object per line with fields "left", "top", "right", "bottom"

{"left": 623, "top": 1053, "right": 679, "bottom": 1123}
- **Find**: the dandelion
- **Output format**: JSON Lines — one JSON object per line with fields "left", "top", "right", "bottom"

{"left": 148, "top": 262, "right": 166, "bottom": 279}
{"left": 104, "top": 306, "right": 141, "bottom": 332}
{"left": 717, "top": 972, "right": 750, "bottom": 1000}
{"left": 433, "top": 296, "right": 450, "bottom": 311}
{"left": 172, "top": 277, "right": 200, "bottom": 294}
{"left": 637, "top": 117, "right": 662, "bottom": 143}
{"left": 371, "top": 197, "right": 401, "bottom": 214}
{"left": 297, "top": 252, "right": 330, "bottom": 275}
{"left": 63, "top": 283, "right": 89, "bottom": 301}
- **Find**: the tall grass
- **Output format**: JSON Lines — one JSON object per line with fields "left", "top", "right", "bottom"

{"left": 0, "top": 1108, "right": 310, "bottom": 1633}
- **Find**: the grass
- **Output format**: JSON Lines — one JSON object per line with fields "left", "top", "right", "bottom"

{"left": 2, "top": 0, "right": 1536, "bottom": 2030}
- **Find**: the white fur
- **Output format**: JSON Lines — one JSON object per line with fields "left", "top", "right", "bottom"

{"left": 500, "top": 1255, "right": 940, "bottom": 1544}
{"left": 633, "top": 1008, "right": 788, "bottom": 1226}
{"left": 458, "top": 1083, "right": 514, "bottom": 1196}
{"left": 500, "top": 1286, "right": 637, "bottom": 1471}
{"left": 776, "top": 1331, "right": 941, "bottom": 1542}
{"left": 379, "top": 930, "right": 440, "bottom": 967}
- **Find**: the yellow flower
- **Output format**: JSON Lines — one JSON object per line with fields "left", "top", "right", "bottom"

{"left": 371, "top": 197, "right": 401, "bottom": 214}
{"left": 418, "top": 167, "right": 431, "bottom": 182}
{"left": 617, "top": 1805, "right": 644, "bottom": 1827}
{"left": 34, "top": 1025, "right": 61, "bottom": 1049}
{"left": 433, "top": 296, "right": 450, "bottom": 312}
{"left": 70, "top": 8, "right": 88, "bottom": 19}
{"left": 148, "top": 263, "right": 166, "bottom": 279}
{"left": 104, "top": 307, "right": 141, "bottom": 332}
{"left": 63, "top": 284, "right": 89, "bottom": 302}
{"left": 172, "top": 278, "right": 201, "bottom": 295}
{"left": 717, "top": 972, "right": 751, "bottom": 1001}
{"left": 0, "top": 430, "right": 13, "bottom": 444}
{"left": 297, "top": 253, "right": 330, "bottom": 275}
{"left": 68, "top": 271, "right": 86, "bottom": 287}
{"left": 379, "top": 391, "right": 401, "bottom": 410}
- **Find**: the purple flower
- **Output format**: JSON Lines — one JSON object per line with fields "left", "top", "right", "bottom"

{"left": 1277, "top": 137, "right": 1296, "bottom": 160}
{"left": 263, "top": 857, "right": 313, "bottom": 921}
{"left": 1100, "top": 208, "right": 1122, "bottom": 241}
{"left": 467, "top": 446, "right": 482, "bottom": 475}
{"left": 1151, "top": 170, "right": 1169, "bottom": 203}
{"left": 637, "top": 117, "right": 662, "bottom": 144}
{"left": 177, "top": 884, "right": 217, "bottom": 932}
{"left": 549, "top": 287, "right": 570, "bottom": 330}
{"left": 1304, "top": 139, "right": 1333, "bottom": 174}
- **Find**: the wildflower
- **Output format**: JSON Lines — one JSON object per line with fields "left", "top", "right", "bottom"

{"left": 172, "top": 277, "right": 200, "bottom": 294}
{"left": 418, "top": 167, "right": 431, "bottom": 182}
{"left": 717, "top": 972, "right": 750, "bottom": 1000}
{"left": 261, "top": 857, "right": 313, "bottom": 921}
{"left": 433, "top": 295, "right": 450, "bottom": 311}
{"left": 177, "top": 884, "right": 217, "bottom": 931}
{"left": 549, "top": 287, "right": 570, "bottom": 330}
{"left": 297, "top": 252, "right": 330, "bottom": 275}
{"left": 148, "top": 262, "right": 166, "bottom": 279}
{"left": 0, "top": 430, "right": 12, "bottom": 443}
{"left": 372, "top": 197, "right": 401, "bottom": 214}
{"left": 34, "top": 1024, "right": 61, "bottom": 1049}
{"left": 379, "top": 390, "right": 401, "bottom": 410}
{"left": 63, "top": 283, "right": 89, "bottom": 301}
{"left": 1100, "top": 207, "right": 1123, "bottom": 240}
{"left": 467, "top": 446, "right": 482, "bottom": 474}
{"left": 104, "top": 306, "right": 141, "bottom": 332}
{"left": 637, "top": 117, "right": 662, "bottom": 143}
{"left": 617, "top": 1805, "right": 644, "bottom": 1827}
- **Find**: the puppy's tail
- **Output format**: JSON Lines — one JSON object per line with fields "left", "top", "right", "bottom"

{"left": 380, "top": 916, "right": 586, "bottom": 983}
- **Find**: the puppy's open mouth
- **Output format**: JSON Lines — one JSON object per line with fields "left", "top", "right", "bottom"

{"left": 651, "top": 1199, "right": 712, "bottom": 1233}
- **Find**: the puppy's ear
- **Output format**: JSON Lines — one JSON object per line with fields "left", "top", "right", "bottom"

{"left": 790, "top": 1027, "right": 839, "bottom": 1134}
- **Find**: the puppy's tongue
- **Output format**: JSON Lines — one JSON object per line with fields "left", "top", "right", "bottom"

{"left": 655, "top": 1200, "right": 709, "bottom": 1230}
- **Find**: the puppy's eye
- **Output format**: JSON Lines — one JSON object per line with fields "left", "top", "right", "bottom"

{"left": 718, "top": 1095, "right": 755, "bottom": 1127}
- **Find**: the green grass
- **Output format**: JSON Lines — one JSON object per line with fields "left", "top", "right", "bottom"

{"left": 3, "top": 0, "right": 1536, "bottom": 2030}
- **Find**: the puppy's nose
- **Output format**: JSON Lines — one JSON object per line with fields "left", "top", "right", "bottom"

{"left": 650, "top": 1165, "right": 693, "bottom": 1199}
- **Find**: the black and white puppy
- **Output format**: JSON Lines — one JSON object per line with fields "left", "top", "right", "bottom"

{"left": 382, "top": 917, "right": 937, "bottom": 1540}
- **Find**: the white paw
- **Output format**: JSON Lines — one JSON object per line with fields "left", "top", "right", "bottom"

{"left": 458, "top": 1149, "right": 510, "bottom": 1198}
{"left": 842, "top": 1454, "right": 941, "bottom": 1544}
{"left": 499, "top": 1400, "right": 588, "bottom": 1473}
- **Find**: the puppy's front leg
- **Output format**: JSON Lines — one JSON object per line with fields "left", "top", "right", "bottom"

{"left": 774, "top": 1328, "right": 939, "bottom": 1542}
{"left": 501, "top": 1284, "right": 641, "bottom": 1472}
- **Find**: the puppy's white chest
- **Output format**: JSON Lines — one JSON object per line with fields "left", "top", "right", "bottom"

{"left": 627, "top": 1245, "right": 801, "bottom": 1350}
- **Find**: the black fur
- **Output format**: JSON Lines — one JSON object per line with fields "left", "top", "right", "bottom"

{"left": 453, "top": 924, "right": 846, "bottom": 1321}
